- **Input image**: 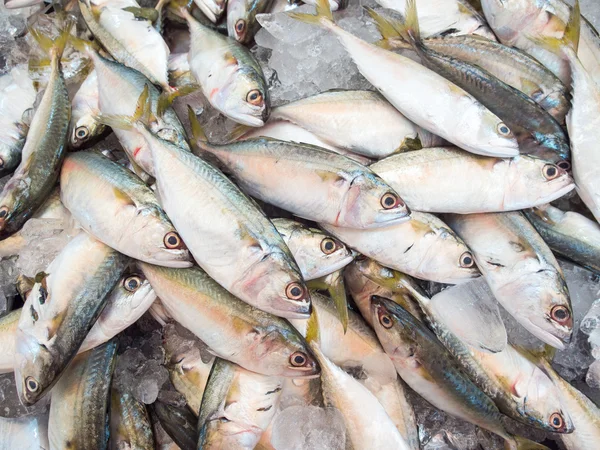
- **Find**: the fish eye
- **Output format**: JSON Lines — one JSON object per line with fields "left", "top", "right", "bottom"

{"left": 549, "top": 413, "right": 564, "bottom": 429}
{"left": 496, "top": 122, "right": 511, "bottom": 136}
{"left": 235, "top": 19, "right": 246, "bottom": 34}
{"left": 246, "top": 90, "right": 263, "bottom": 106}
{"left": 289, "top": 351, "right": 307, "bottom": 367}
{"left": 320, "top": 238, "right": 338, "bottom": 255}
{"left": 459, "top": 252, "right": 475, "bottom": 268}
{"left": 550, "top": 305, "right": 570, "bottom": 324}
{"left": 285, "top": 282, "right": 305, "bottom": 301}
{"left": 0, "top": 206, "right": 9, "bottom": 219}
{"left": 556, "top": 160, "right": 571, "bottom": 171}
{"left": 164, "top": 232, "right": 184, "bottom": 249}
{"left": 542, "top": 164, "right": 560, "bottom": 180}
{"left": 379, "top": 313, "right": 394, "bottom": 329}
{"left": 380, "top": 192, "right": 402, "bottom": 210}
{"left": 123, "top": 275, "right": 142, "bottom": 292}
{"left": 25, "top": 376, "right": 39, "bottom": 393}
{"left": 75, "top": 126, "right": 89, "bottom": 140}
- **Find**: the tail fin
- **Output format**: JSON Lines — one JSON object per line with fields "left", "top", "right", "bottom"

{"left": 288, "top": 0, "right": 333, "bottom": 27}
{"left": 28, "top": 16, "right": 73, "bottom": 64}
{"left": 530, "top": 0, "right": 580, "bottom": 55}
{"left": 187, "top": 105, "right": 208, "bottom": 143}
{"left": 364, "top": 8, "right": 410, "bottom": 50}
{"left": 506, "top": 436, "right": 550, "bottom": 450}
{"left": 305, "top": 306, "right": 320, "bottom": 346}
{"left": 96, "top": 85, "right": 155, "bottom": 131}
{"left": 307, "top": 272, "right": 348, "bottom": 333}
{"left": 156, "top": 84, "right": 199, "bottom": 117}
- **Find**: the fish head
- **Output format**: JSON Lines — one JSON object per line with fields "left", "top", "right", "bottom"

{"left": 0, "top": 181, "right": 28, "bottom": 237}
{"left": 217, "top": 66, "right": 270, "bottom": 127}
{"left": 511, "top": 157, "right": 574, "bottom": 205}
{"left": 370, "top": 295, "right": 423, "bottom": 370}
{"left": 238, "top": 251, "right": 311, "bottom": 319}
{"left": 14, "top": 328, "right": 56, "bottom": 406}
{"left": 286, "top": 225, "right": 354, "bottom": 280}
{"left": 338, "top": 172, "right": 410, "bottom": 228}
{"left": 226, "top": 0, "right": 249, "bottom": 43}
{"left": 520, "top": 366, "right": 574, "bottom": 433}
{"left": 476, "top": 112, "right": 519, "bottom": 157}
{"left": 70, "top": 114, "right": 105, "bottom": 149}
{"left": 0, "top": 142, "right": 22, "bottom": 177}
{"left": 102, "top": 273, "right": 156, "bottom": 330}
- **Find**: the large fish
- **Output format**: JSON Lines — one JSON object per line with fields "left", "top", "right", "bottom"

{"left": 371, "top": 147, "right": 574, "bottom": 213}
{"left": 193, "top": 131, "right": 411, "bottom": 229}
{"left": 524, "top": 205, "right": 600, "bottom": 275}
{"left": 290, "top": 0, "right": 519, "bottom": 158}
{"left": 140, "top": 263, "right": 319, "bottom": 378}
{"left": 446, "top": 212, "right": 573, "bottom": 349}
{"left": 15, "top": 233, "right": 129, "bottom": 405}
{"left": 322, "top": 211, "right": 479, "bottom": 284}
{"left": 60, "top": 151, "right": 192, "bottom": 267}
{"left": 197, "top": 358, "right": 283, "bottom": 450}
{"left": 0, "top": 25, "right": 71, "bottom": 238}
{"left": 48, "top": 341, "right": 117, "bottom": 450}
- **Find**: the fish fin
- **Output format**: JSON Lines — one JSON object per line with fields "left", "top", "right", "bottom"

{"left": 520, "top": 78, "right": 544, "bottom": 98}
{"left": 530, "top": 0, "right": 580, "bottom": 54}
{"left": 187, "top": 105, "right": 208, "bottom": 143}
{"left": 97, "top": 85, "right": 153, "bottom": 131}
{"left": 305, "top": 306, "right": 320, "bottom": 345}
{"left": 223, "top": 123, "right": 252, "bottom": 143}
{"left": 16, "top": 275, "right": 34, "bottom": 299}
{"left": 528, "top": 206, "right": 556, "bottom": 226}
{"left": 315, "top": 170, "right": 345, "bottom": 184}
{"left": 397, "top": 135, "right": 423, "bottom": 152}
{"left": 122, "top": 6, "right": 159, "bottom": 22}
{"left": 96, "top": 113, "right": 135, "bottom": 131}
{"left": 307, "top": 272, "right": 348, "bottom": 333}
{"left": 365, "top": 8, "right": 405, "bottom": 43}
{"left": 511, "top": 373, "right": 528, "bottom": 398}
{"left": 28, "top": 16, "right": 73, "bottom": 74}
{"left": 156, "top": 84, "right": 199, "bottom": 117}
{"left": 506, "top": 436, "right": 550, "bottom": 450}
{"left": 288, "top": 0, "right": 333, "bottom": 27}
{"left": 113, "top": 187, "right": 136, "bottom": 207}
{"left": 34, "top": 271, "right": 48, "bottom": 284}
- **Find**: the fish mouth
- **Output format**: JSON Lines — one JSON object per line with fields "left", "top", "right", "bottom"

{"left": 544, "top": 182, "right": 575, "bottom": 202}
{"left": 523, "top": 318, "right": 567, "bottom": 350}
{"left": 273, "top": 299, "right": 311, "bottom": 319}
{"left": 149, "top": 251, "right": 194, "bottom": 268}
{"left": 227, "top": 112, "right": 265, "bottom": 127}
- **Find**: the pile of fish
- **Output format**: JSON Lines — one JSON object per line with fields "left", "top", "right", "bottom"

{"left": 0, "top": 0, "right": 600, "bottom": 448}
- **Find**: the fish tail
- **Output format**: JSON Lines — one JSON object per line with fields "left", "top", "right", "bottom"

{"left": 187, "top": 105, "right": 208, "bottom": 143}
{"left": 97, "top": 85, "right": 154, "bottom": 131}
{"left": 223, "top": 123, "right": 253, "bottom": 143}
{"left": 156, "top": 84, "right": 199, "bottom": 117}
{"left": 505, "top": 436, "right": 550, "bottom": 450}
{"left": 307, "top": 272, "right": 348, "bottom": 333}
{"left": 28, "top": 15, "right": 73, "bottom": 67}
{"left": 530, "top": 0, "right": 580, "bottom": 56}
{"left": 306, "top": 306, "right": 320, "bottom": 345}
{"left": 288, "top": 0, "right": 333, "bottom": 28}
{"left": 364, "top": 8, "right": 407, "bottom": 50}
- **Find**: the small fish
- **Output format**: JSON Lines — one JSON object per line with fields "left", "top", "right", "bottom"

{"left": 371, "top": 147, "right": 574, "bottom": 213}
{"left": 269, "top": 90, "right": 441, "bottom": 158}
{"left": 227, "top": 0, "right": 275, "bottom": 43}
{"left": 0, "top": 24, "right": 71, "bottom": 238}
{"left": 446, "top": 212, "right": 573, "bottom": 349}
{"left": 109, "top": 387, "right": 154, "bottom": 450}
{"left": 48, "top": 341, "right": 118, "bottom": 450}
{"left": 322, "top": 211, "right": 479, "bottom": 284}
{"left": 183, "top": 8, "right": 270, "bottom": 126}
{"left": 70, "top": 69, "right": 106, "bottom": 149}
{"left": 140, "top": 263, "right": 319, "bottom": 378}
{"left": 370, "top": 297, "right": 548, "bottom": 450}
{"left": 192, "top": 128, "right": 410, "bottom": 229}
{"left": 60, "top": 151, "right": 192, "bottom": 268}
{"left": 198, "top": 358, "right": 283, "bottom": 450}
{"left": 524, "top": 205, "right": 600, "bottom": 275}
{"left": 15, "top": 233, "right": 129, "bottom": 405}
{"left": 290, "top": 0, "right": 519, "bottom": 158}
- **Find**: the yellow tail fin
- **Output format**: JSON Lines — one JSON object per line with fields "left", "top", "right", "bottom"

{"left": 187, "top": 105, "right": 208, "bottom": 143}
{"left": 156, "top": 84, "right": 199, "bottom": 117}
{"left": 288, "top": 0, "right": 333, "bottom": 27}
{"left": 306, "top": 305, "right": 320, "bottom": 345}
{"left": 530, "top": 0, "right": 580, "bottom": 54}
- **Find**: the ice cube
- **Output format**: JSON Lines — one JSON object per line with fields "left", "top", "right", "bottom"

{"left": 271, "top": 405, "right": 346, "bottom": 450}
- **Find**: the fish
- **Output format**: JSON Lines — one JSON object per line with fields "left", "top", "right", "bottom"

{"left": 152, "top": 400, "right": 197, "bottom": 450}
{"left": 374, "top": 0, "right": 495, "bottom": 39}
{"left": 15, "top": 233, "right": 129, "bottom": 405}
{"left": 0, "top": 66, "right": 36, "bottom": 177}
{"left": 445, "top": 212, "right": 573, "bottom": 349}
{"left": 60, "top": 151, "right": 192, "bottom": 268}
{"left": 163, "top": 323, "right": 215, "bottom": 415}
{"left": 192, "top": 127, "right": 411, "bottom": 229}
{"left": 290, "top": 0, "right": 519, "bottom": 158}
{"left": 272, "top": 218, "right": 354, "bottom": 281}
{"left": 524, "top": 205, "right": 600, "bottom": 275}
{"left": 139, "top": 263, "right": 320, "bottom": 378}
{"left": 305, "top": 313, "right": 411, "bottom": 450}
{"left": 197, "top": 358, "right": 283, "bottom": 450}
{"left": 378, "top": 33, "right": 569, "bottom": 124}
{"left": 370, "top": 297, "right": 549, "bottom": 450}
{"left": 369, "top": 4, "right": 570, "bottom": 165}
{"left": 269, "top": 90, "right": 443, "bottom": 158}
{"left": 0, "top": 23, "right": 71, "bottom": 239}
{"left": 48, "top": 341, "right": 118, "bottom": 450}
{"left": 109, "top": 388, "right": 154, "bottom": 450}
{"left": 0, "top": 310, "right": 20, "bottom": 374}
{"left": 0, "top": 415, "right": 49, "bottom": 450}
{"left": 371, "top": 147, "right": 574, "bottom": 213}
{"left": 70, "top": 69, "right": 106, "bottom": 149}
{"left": 290, "top": 292, "right": 418, "bottom": 444}
{"left": 322, "top": 211, "right": 479, "bottom": 284}
{"left": 227, "top": 0, "right": 275, "bottom": 43}
{"left": 182, "top": 7, "right": 270, "bottom": 126}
